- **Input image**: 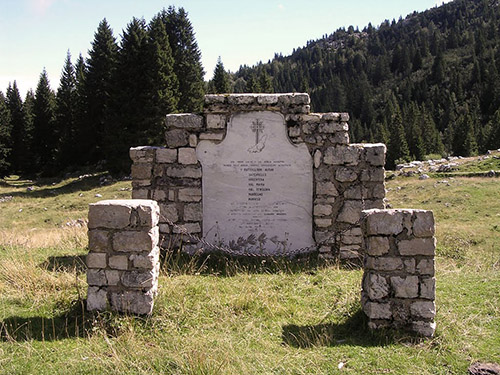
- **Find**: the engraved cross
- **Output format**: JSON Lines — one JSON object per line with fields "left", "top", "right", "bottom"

{"left": 250, "top": 119, "right": 264, "bottom": 145}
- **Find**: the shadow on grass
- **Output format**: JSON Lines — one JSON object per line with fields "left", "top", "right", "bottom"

{"left": 40, "top": 254, "right": 87, "bottom": 274}
{"left": 282, "top": 310, "right": 421, "bottom": 348}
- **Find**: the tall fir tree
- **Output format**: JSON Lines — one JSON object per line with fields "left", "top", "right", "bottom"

{"left": 5, "top": 82, "right": 24, "bottom": 173}
{"left": 73, "top": 54, "right": 89, "bottom": 166}
{"left": 0, "top": 91, "right": 12, "bottom": 175}
{"left": 161, "top": 6, "right": 205, "bottom": 112}
{"left": 85, "top": 19, "right": 118, "bottom": 163}
{"left": 21, "top": 90, "right": 35, "bottom": 174}
{"left": 386, "top": 97, "right": 410, "bottom": 168}
{"left": 211, "top": 57, "right": 230, "bottom": 94}
{"left": 32, "top": 69, "right": 57, "bottom": 173}
{"left": 55, "top": 50, "right": 78, "bottom": 169}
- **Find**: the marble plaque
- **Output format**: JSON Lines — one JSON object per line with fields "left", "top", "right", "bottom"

{"left": 196, "top": 111, "right": 313, "bottom": 254}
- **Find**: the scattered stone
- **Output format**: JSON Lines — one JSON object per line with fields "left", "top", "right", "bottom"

{"left": 468, "top": 362, "right": 500, "bottom": 375}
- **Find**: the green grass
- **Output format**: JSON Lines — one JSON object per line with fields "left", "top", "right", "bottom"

{"left": 0, "top": 173, "right": 499, "bottom": 374}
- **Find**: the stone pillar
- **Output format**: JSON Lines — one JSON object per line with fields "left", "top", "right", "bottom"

{"left": 86, "top": 199, "right": 160, "bottom": 315}
{"left": 361, "top": 209, "right": 436, "bottom": 336}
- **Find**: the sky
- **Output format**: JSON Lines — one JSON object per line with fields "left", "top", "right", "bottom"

{"left": 0, "top": 0, "right": 453, "bottom": 97}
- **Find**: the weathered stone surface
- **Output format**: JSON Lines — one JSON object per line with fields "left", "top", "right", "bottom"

{"left": 87, "top": 269, "right": 107, "bottom": 286}
{"left": 331, "top": 131, "right": 349, "bottom": 144}
{"left": 108, "top": 255, "right": 128, "bottom": 270}
{"left": 324, "top": 145, "right": 361, "bottom": 166}
{"left": 151, "top": 190, "right": 166, "bottom": 201}
{"left": 199, "top": 132, "right": 225, "bottom": 141}
{"left": 364, "top": 144, "right": 386, "bottom": 166}
{"left": 288, "top": 126, "right": 301, "bottom": 138}
{"left": 87, "top": 286, "right": 107, "bottom": 311}
{"left": 129, "top": 146, "right": 156, "bottom": 163}
{"left": 337, "top": 200, "right": 363, "bottom": 224}
{"left": 121, "top": 270, "right": 156, "bottom": 289}
{"left": 420, "top": 277, "right": 436, "bottom": 300}
{"left": 335, "top": 167, "right": 358, "bottom": 182}
{"left": 178, "top": 147, "right": 198, "bottom": 165}
{"left": 173, "top": 223, "right": 201, "bottom": 234}
{"left": 321, "top": 112, "right": 341, "bottom": 122}
{"left": 178, "top": 188, "right": 202, "bottom": 202}
{"left": 165, "top": 129, "right": 189, "bottom": 148}
{"left": 89, "top": 201, "right": 132, "bottom": 229}
{"left": 256, "top": 94, "right": 279, "bottom": 105}
{"left": 360, "top": 168, "right": 385, "bottom": 182}
{"left": 364, "top": 209, "right": 403, "bottom": 235}
{"left": 228, "top": 94, "right": 256, "bottom": 105}
{"left": 166, "top": 113, "right": 203, "bottom": 130}
{"left": 398, "top": 237, "right": 436, "bottom": 256}
{"left": 166, "top": 166, "right": 202, "bottom": 179}
{"left": 204, "top": 94, "right": 226, "bottom": 105}
{"left": 314, "top": 204, "right": 332, "bottom": 216}
{"left": 189, "top": 134, "right": 198, "bottom": 147}
{"left": 366, "top": 236, "right": 390, "bottom": 256}
{"left": 391, "top": 276, "right": 419, "bottom": 298}
{"left": 413, "top": 211, "right": 435, "bottom": 237}
{"left": 416, "top": 259, "right": 435, "bottom": 275}
{"left": 105, "top": 270, "right": 121, "bottom": 286}
{"left": 86, "top": 253, "right": 107, "bottom": 269}
{"left": 156, "top": 148, "right": 177, "bottom": 163}
{"left": 135, "top": 201, "right": 160, "bottom": 227}
{"left": 404, "top": 258, "right": 416, "bottom": 273}
{"left": 314, "top": 218, "right": 332, "bottom": 227}
{"left": 132, "top": 189, "right": 149, "bottom": 199}
{"left": 88, "top": 229, "right": 110, "bottom": 252}
{"left": 410, "top": 301, "right": 436, "bottom": 319}
{"left": 184, "top": 203, "right": 202, "bottom": 221}
{"left": 316, "top": 181, "right": 338, "bottom": 196}
{"left": 131, "top": 163, "right": 152, "bottom": 179}
{"left": 113, "top": 228, "right": 158, "bottom": 252}
{"left": 365, "top": 256, "right": 404, "bottom": 271}
{"left": 130, "top": 247, "right": 159, "bottom": 269}
{"left": 110, "top": 290, "right": 155, "bottom": 315}
{"left": 159, "top": 203, "right": 178, "bottom": 223}
{"left": 318, "top": 122, "right": 346, "bottom": 133}
{"left": 206, "top": 114, "right": 226, "bottom": 129}
{"left": 313, "top": 150, "right": 322, "bottom": 168}
{"left": 364, "top": 301, "right": 392, "bottom": 320}
{"left": 411, "top": 321, "right": 436, "bottom": 337}
{"left": 364, "top": 273, "right": 389, "bottom": 300}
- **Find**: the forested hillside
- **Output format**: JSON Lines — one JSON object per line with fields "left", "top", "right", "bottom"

{"left": 215, "top": 0, "right": 500, "bottom": 167}
{"left": 0, "top": 6, "right": 204, "bottom": 176}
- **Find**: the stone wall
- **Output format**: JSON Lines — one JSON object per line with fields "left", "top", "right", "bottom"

{"left": 130, "top": 93, "right": 386, "bottom": 260}
{"left": 86, "top": 199, "right": 160, "bottom": 315}
{"left": 361, "top": 209, "right": 436, "bottom": 336}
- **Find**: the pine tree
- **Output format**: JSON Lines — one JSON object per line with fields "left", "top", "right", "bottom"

{"left": 386, "top": 97, "right": 410, "bottom": 168}
{"left": 73, "top": 54, "right": 89, "bottom": 166}
{"left": 161, "top": 6, "right": 205, "bottom": 112}
{"left": 85, "top": 19, "right": 118, "bottom": 164}
{"left": 32, "top": 69, "right": 57, "bottom": 173}
{"left": 5, "top": 82, "right": 24, "bottom": 173}
{"left": 55, "top": 50, "right": 78, "bottom": 169}
{"left": 0, "top": 91, "right": 12, "bottom": 175}
{"left": 21, "top": 90, "right": 35, "bottom": 174}
{"left": 211, "top": 57, "right": 230, "bottom": 94}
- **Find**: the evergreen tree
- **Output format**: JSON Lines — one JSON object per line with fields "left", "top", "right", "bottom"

{"left": 161, "top": 7, "right": 205, "bottom": 112}
{"left": 32, "top": 69, "right": 57, "bottom": 173}
{"left": 258, "top": 68, "right": 273, "bottom": 93}
{"left": 73, "top": 54, "right": 89, "bottom": 166}
{"left": 211, "top": 57, "right": 230, "bottom": 94}
{"left": 5, "top": 82, "right": 24, "bottom": 173}
{"left": 85, "top": 18, "right": 118, "bottom": 163}
{"left": 55, "top": 50, "right": 78, "bottom": 169}
{"left": 21, "top": 90, "right": 36, "bottom": 173}
{"left": 386, "top": 98, "right": 410, "bottom": 168}
{"left": 0, "top": 91, "right": 12, "bottom": 175}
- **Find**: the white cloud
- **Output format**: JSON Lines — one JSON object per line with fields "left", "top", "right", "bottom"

{"left": 29, "top": 0, "right": 57, "bottom": 16}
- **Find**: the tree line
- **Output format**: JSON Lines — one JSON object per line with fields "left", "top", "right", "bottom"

{"left": 210, "top": 0, "right": 500, "bottom": 168}
{"left": 0, "top": 6, "right": 204, "bottom": 176}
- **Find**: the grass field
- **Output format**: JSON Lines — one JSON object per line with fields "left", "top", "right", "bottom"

{"left": 0, "top": 171, "right": 499, "bottom": 374}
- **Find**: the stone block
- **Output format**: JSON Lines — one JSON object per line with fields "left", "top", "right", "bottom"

{"left": 204, "top": 94, "right": 226, "bottom": 104}
{"left": 340, "top": 113, "right": 349, "bottom": 122}
{"left": 130, "top": 247, "right": 159, "bottom": 269}
{"left": 159, "top": 203, "right": 178, "bottom": 223}
{"left": 131, "top": 163, "right": 152, "bottom": 180}
{"left": 132, "top": 189, "right": 149, "bottom": 199}
{"left": 88, "top": 201, "right": 132, "bottom": 229}
{"left": 166, "top": 166, "right": 202, "bottom": 179}
{"left": 321, "top": 112, "right": 341, "bottom": 121}
{"left": 151, "top": 189, "right": 167, "bottom": 201}
{"left": 256, "top": 94, "right": 279, "bottom": 105}
{"left": 110, "top": 290, "right": 155, "bottom": 315}
{"left": 206, "top": 114, "right": 226, "bottom": 129}
{"left": 416, "top": 259, "right": 435, "bottom": 276}
{"left": 364, "top": 143, "right": 386, "bottom": 166}
{"left": 410, "top": 301, "right": 436, "bottom": 319}
{"left": 313, "top": 150, "right": 322, "bottom": 168}
{"left": 105, "top": 270, "right": 121, "bottom": 286}
{"left": 398, "top": 238, "right": 436, "bottom": 256}
{"left": 178, "top": 147, "right": 198, "bottom": 165}
{"left": 189, "top": 134, "right": 198, "bottom": 147}
{"left": 318, "top": 122, "right": 346, "bottom": 133}
{"left": 391, "top": 276, "right": 419, "bottom": 298}
{"left": 365, "top": 256, "right": 403, "bottom": 271}
{"left": 129, "top": 146, "right": 156, "bottom": 163}
{"left": 87, "top": 269, "right": 107, "bottom": 286}
{"left": 413, "top": 211, "right": 435, "bottom": 237}
{"left": 156, "top": 148, "right": 177, "bottom": 163}
{"left": 364, "top": 209, "right": 403, "bottom": 235}
{"left": 316, "top": 181, "right": 338, "bottom": 196}
{"left": 335, "top": 168, "right": 358, "bottom": 182}
{"left": 108, "top": 255, "right": 128, "bottom": 270}
{"left": 228, "top": 94, "right": 256, "bottom": 105}
{"left": 364, "top": 273, "right": 389, "bottom": 300}
{"left": 165, "top": 113, "right": 203, "bottom": 130}
{"left": 314, "top": 204, "right": 332, "bottom": 216}
{"left": 86, "top": 253, "right": 107, "bottom": 269}
{"left": 364, "top": 301, "right": 392, "bottom": 320}
{"left": 288, "top": 126, "right": 301, "bottom": 138}
{"left": 135, "top": 201, "right": 160, "bottom": 228}
{"left": 184, "top": 203, "right": 202, "bottom": 221}
{"left": 411, "top": 321, "right": 436, "bottom": 337}
{"left": 337, "top": 200, "right": 363, "bottom": 224}
{"left": 88, "top": 229, "right": 110, "bottom": 252}
{"left": 331, "top": 131, "right": 349, "bottom": 144}
{"left": 323, "top": 145, "right": 361, "bottom": 166}
{"left": 113, "top": 228, "right": 158, "bottom": 252}
{"left": 361, "top": 168, "right": 385, "bottom": 182}
{"left": 199, "top": 132, "right": 224, "bottom": 141}
{"left": 173, "top": 223, "right": 201, "bottom": 234}
{"left": 420, "top": 277, "right": 436, "bottom": 300}
{"left": 87, "top": 286, "right": 107, "bottom": 311}
{"left": 314, "top": 218, "right": 332, "bottom": 228}
{"left": 165, "top": 129, "right": 189, "bottom": 148}
{"left": 404, "top": 259, "right": 416, "bottom": 273}
{"left": 178, "top": 188, "right": 202, "bottom": 202}
{"left": 121, "top": 270, "right": 157, "bottom": 289}
{"left": 366, "top": 236, "right": 390, "bottom": 256}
